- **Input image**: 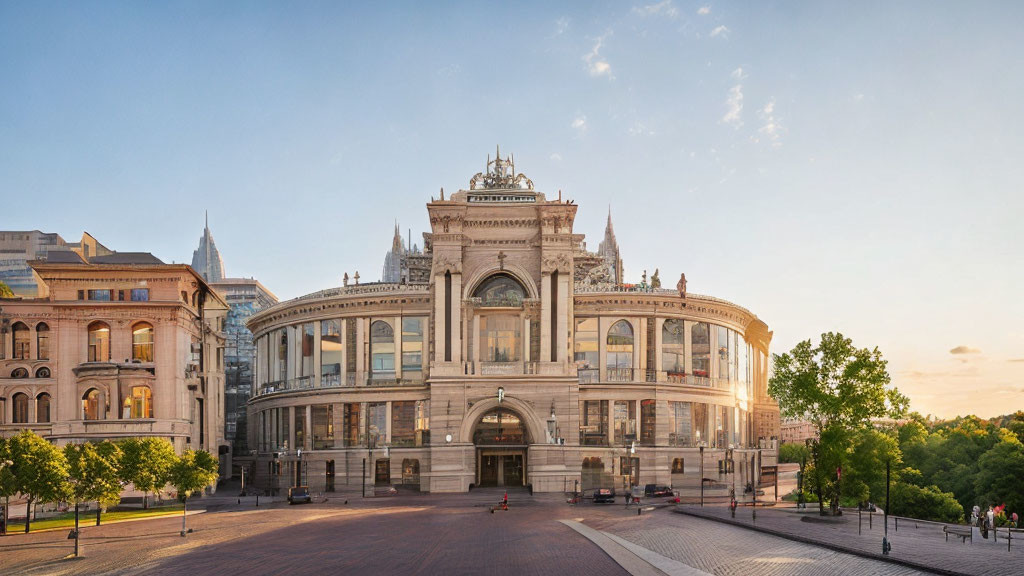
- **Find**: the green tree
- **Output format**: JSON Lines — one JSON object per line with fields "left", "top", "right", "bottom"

{"left": 170, "top": 449, "right": 219, "bottom": 536}
{"left": 93, "top": 441, "right": 123, "bottom": 525}
{"left": 778, "top": 442, "right": 811, "bottom": 464}
{"left": 64, "top": 442, "right": 121, "bottom": 554}
{"left": 119, "top": 437, "right": 175, "bottom": 509}
{"left": 769, "top": 332, "right": 908, "bottom": 515}
{"left": 0, "top": 281, "right": 14, "bottom": 298}
{"left": 891, "top": 482, "right": 964, "bottom": 523}
{"left": 973, "top": 433, "right": 1024, "bottom": 516}
{"left": 0, "top": 437, "right": 17, "bottom": 534}
{"left": 842, "top": 427, "right": 902, "bottom": 506}
{"left": 8, "top": 430, "right": 68, "bottom": 533}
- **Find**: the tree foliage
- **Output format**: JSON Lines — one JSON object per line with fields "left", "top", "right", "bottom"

{"left": 769, "top": 332, "right": 908, "bottom": 514}
{"left": 119, "top": 437, "right": 175, "bottom": 507}
{"left": 64, "top": 442, "right": 122, "bottom": 507}
{"left": 7, "top": 430, "right": 68, "bottom": 532}
{"left": 778, "top": 442, "right": 810, "bottom": 464}
{"left": 170, "top": 449, "right": 219, "bottom": 501}
{"left": 0, "top": 280, "right": 14, "bottom": 298}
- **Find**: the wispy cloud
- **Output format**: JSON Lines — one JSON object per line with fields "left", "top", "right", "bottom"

{"left": 755, "top": 100, "right": 783, "bottom": 147}
{"left": 731, "top": 67, "right": 746, "bottom": 80}
{"left": 549, "top": 152, "right": 563, "bottom": 162}
{"left": 1007, "top": 358, "right": 1024, "bottom": 363}
{"left": 571, "top": 115, "right": 587, "bottom": 133}
{"left": 950, "top": 345, "right": 982, "bottom": 355}
{"left": 720, "top": 72, "right": 745, "bottom": 127}
{"left": 628, "top": 121, "right": 654, "bottom": 136}
{"left": 697, "top": 6, "right": 711, "bottom": 15}
{"left": 584, "top": 32, "right": 613, "bottom": 78}
{"left": 554, "top": 17, "right": 569, "bottom": 37}
{"left": 710, "top": 25, "right": 729, "bottom": 38}
{"left": 633, "top": 1, "right": 678, "bottom": 18}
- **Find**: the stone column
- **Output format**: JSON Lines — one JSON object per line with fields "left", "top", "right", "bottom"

{"left": 540, "top": 273, "right": 552, "bottom": 362}
{"left": 394, "top": 315, "right": 403, "bottom": 379}
{"left": 305, "top": 404, "right": 313, "bottom": 450}
{"left": 522, "top": 316, "right": 530, "bottom": 364}
{"left": 355, "top": 318, "right": 365, "bottom": 384}
{"left": 434, "top": 280, "right": 446, "bottom": 363}
{"left": 340, "top": 319, "right": 348, "bottom": 383}
{"left": 472, "top": 314, "right": 480, "bottom": 369}
{"left": 333, "top": 403, "right": 344, "bottom": 448}
{"left": 288, "top": 406, "right": 297, "bottom": 452}
{"left": 633, "top": 317, "right": 643, "bottom": 382}
{"left": 556, "top": 273, "right": 569, "bottom": 364}
{"left": 313, "top": 322, "right": 322, "bottom": 388}
{"left": 385, "top": 401, "right": 393, "bottom": 444}
{"left": 450, "top": 274, "right": 462, "bottom": 363}
{"left": 683, "top": 320, "right": 693, "bottom": 375}
{"left": 598, "top": 316, "right": 609, "bottom": 382}
{"left": 654, "top": 318, "right": 664, "bottom": 373}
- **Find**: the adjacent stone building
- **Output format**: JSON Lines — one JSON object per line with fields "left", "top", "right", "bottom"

{"left": 0, "top": 253, "right": 228, "bottom": 467}
{"left": 246, "top": 151, "right": 779, "bottom": 495}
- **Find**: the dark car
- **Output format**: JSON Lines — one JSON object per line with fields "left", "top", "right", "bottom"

{"left": 288, "top": 486, "right": 312, "bottom": 505}
{"left": 593, "top": 487, "right": 615, "bottom": 503}
{"left": 644, "top": 484, "right": 674, "bottom": 497}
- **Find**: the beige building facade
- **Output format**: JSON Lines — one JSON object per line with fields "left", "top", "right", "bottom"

{"left": 0, "top": 256, "right": 228, "bottom": 464}
{"left": 246, "top": 152, "right": 779, "bottom": 494}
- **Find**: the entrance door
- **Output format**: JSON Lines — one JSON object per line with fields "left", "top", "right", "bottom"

{"left": 477, "top": 449, "right": 526, "bottom": 487}
{"left": 502, "top": 455, "right": 523, "bottom": 486}
{"left": 375, "top": 458, "right": 390, "bottom": 486}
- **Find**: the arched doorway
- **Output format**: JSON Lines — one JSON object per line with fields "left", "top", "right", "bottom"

{"left": 473, "top": 407, "right": 529, "bottom": 487}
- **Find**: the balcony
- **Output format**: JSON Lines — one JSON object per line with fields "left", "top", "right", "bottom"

{"left": 576, "top": 368, "right": 735, "bottom": 391}
{"left": 476, "top": 362, "right": 539, "bottom": 376}
{"left": 255, "top": 372, "right": 426, "bottom": 398}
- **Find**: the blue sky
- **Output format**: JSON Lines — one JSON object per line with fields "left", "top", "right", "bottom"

{"left": 2, "top": 1, "right": 1022, "bottom": 418}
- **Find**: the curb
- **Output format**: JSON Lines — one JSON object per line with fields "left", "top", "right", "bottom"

{"left": 674, "top": 508, "right": 963, "bottom": 576}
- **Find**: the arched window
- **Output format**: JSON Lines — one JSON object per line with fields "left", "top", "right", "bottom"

{"left": 88, "top": 321, "right": 111, "bottom": 362}
{"left": 35, "top": 366, "right": 50, "bottom": 378}
{"left": 606, "top": 320, "right": 634, "bottom": 380}
{"left": 132, "top": 322, "right": 154, "bottom": 362}
{"left": 473, "top": 274, "right": 526, "bottom": 307}
{"left": 473, "top": 408, "right": 527, "bottom": 445}
{"left": 12, "top": 322, "right": 29, "bottom": 360}
{"left": 690, "top": 322, "right": 710, "bottom": 378}
{"left": 122, "top": 386, "right": 153, "bottom": 419}
{"left": 12, "top": 393, "right": 29, "bottom": 423}
{"left": 662, "top": 319, "right": 685, "bottom": 380}
{"left": 10, "top": 367, "right": 28, "bottom": 378}
{"left": 36, "top": 393, "right": 51, "bottom": 423}
{"left": 370, "top": 320, "right": 395, "bottom": 376}
{"left": 36, "top": 322, "right": 49, "bottom": 360}
{"left": 82, "top": 389, "right": 101, "bottom": 420}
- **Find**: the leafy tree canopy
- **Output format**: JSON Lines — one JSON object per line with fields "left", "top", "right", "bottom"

{"left": 65, "top": 442, "right": 122, "bottom": 506}
{"left": 0, "top": 281, "right": 14, "bottom": 298}
{"left": 170, "top": 449, "right": 219, "bottom": 501}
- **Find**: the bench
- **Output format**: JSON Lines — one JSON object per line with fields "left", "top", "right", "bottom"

{"left": 943, "top": 524, "right": 972, "bottom": 544}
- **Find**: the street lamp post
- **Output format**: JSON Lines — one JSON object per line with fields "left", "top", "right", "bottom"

{"left": 699, "top": 445, "right": 705, "bottom": 507}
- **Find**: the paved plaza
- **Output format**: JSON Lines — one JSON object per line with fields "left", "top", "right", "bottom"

{"left": 0, "top": 491, "right": 968, "bottom": 576}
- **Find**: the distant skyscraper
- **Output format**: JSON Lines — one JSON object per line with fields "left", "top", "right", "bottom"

{"left": 191, "top": 212, "right": 225, "bottom": 283}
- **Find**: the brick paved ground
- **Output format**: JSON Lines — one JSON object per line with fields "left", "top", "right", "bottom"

{"left": 0, "top": 490, "right": 970, "bottom": 576}
{"left": 675, "top": 505, "right": 1024, "bottom": 576}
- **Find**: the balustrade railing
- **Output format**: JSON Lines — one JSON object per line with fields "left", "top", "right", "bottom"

{"left": 575, "top": 368, "right": 737, "bottom": 391}
{"left": 256, "top": 372, "right": 425, "bottom": 398}
{"left": 606, "top": 367, "right": 634, "bottom": 382}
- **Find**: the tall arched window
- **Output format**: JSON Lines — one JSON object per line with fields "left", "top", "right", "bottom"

{"left": 122, "top": 386, "right": 153, "bottom": 419}
{"left": 370, "top": 320, "right": 395, "bottom": 377}
{"left": 82, "top": 389, "right": 101, "bottom": 420}
{"left": 662, "top": 319, "right": 685, "bottom": 380}
{"left": 606, "top": 320, "right": 634, "bottom": 380}
{"left": 12, "top": 392, "right": 29, "bottom": 423}
{"left": 36, "top": 322, "right": 49, "bottom": 360}
{"left": 36, "top": 393, "right": 51, "bottom": 423}
{"left": 12, "top": 322, "right": 30, "bottom": 360}
{"left": 690, "top": 322, "right": 710, "bottom": 378}
{"left": 88, "top": 321, "right": 111, "bottom": 362}
{"left": 132, "top": 322, "right": 154, "bottom": 362}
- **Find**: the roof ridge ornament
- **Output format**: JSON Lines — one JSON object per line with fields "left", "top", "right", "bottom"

{"left": 469, "top": 147, "right": 534, "bottom": 191}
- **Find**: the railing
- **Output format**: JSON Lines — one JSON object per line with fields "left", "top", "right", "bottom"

{"left": 577, "top": 368, "right": 599, "bottom": 384}
{"left": 477, "top": 362, "right": 539, "bottom": 376}
{"left": 606, "top": 368, "right": 634, "bottom": 382}
{"left": 256, "top": 372, "right": 426, "bottom": 397}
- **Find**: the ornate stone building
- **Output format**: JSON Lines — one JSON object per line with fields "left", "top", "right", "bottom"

{"left": 246, "top": 151, "right": 779, "bottom": 494}
{"left": 0, "top": 254, "right": 228, "bottom": 466}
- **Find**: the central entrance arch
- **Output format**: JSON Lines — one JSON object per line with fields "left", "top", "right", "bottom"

{"left": 473, "top": 407, "right": 529, "bottom": 487}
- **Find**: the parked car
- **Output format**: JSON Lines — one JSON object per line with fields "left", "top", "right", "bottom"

{"left": 593, "top": 487, "right": 616, "bottom": 503}
{"left": 288, "top": 486, "right": 312, "bottom": 505}
{"left": 644, "top": 484, "right": 674, "bottom": 497}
